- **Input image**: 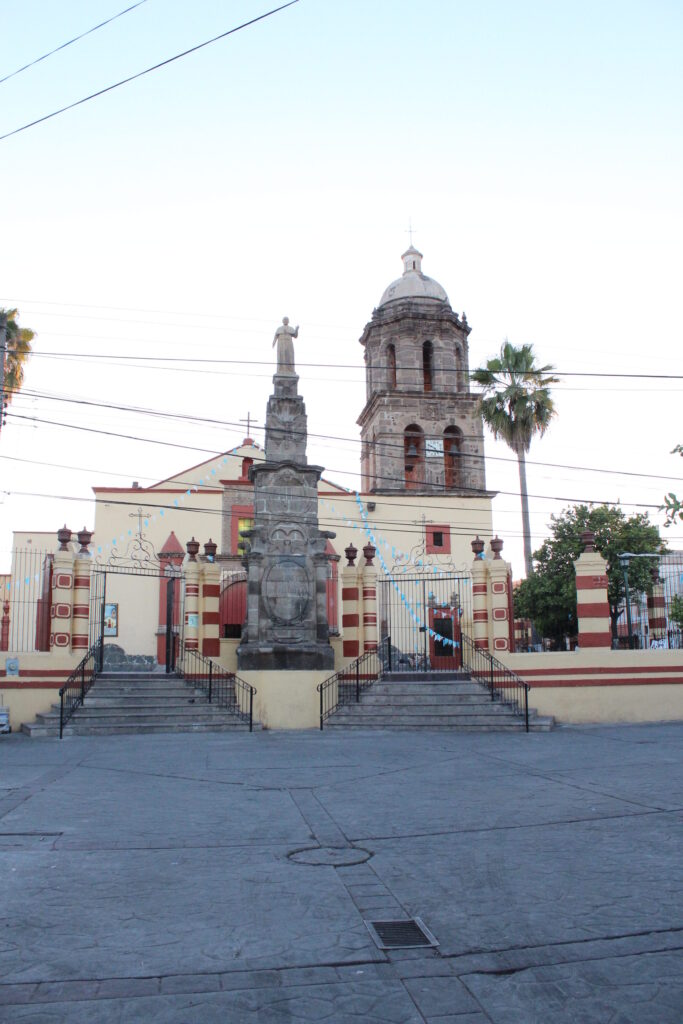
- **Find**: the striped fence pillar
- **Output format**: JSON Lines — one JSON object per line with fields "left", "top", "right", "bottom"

{"left": 573, "top": 530, "right": 612, "bottom": 649}
{"left": 183, "top": 538, "right": 201, "bottom": 652}
{"left": 50, "top": 527, "right": 75, "bottom": 652}
{"left": 471, "top": 536, "right": 489, "bottom": 650}
{"left": 647, "top": 568, "right": 667, "bottom": 644}
{"left": 71, "top": 528, "right": 92, "bottom": 654}
{"left": 341, "top": 544, "right": 360, "bottom": 660}
{"left": 361, "top": 543, "right": 377, "bottom": 652}
{"left": 488, "top": 536, "right": 511, "bottom": 654}
{"left": 200, "top": 540, "right": 220, "bottom": 658}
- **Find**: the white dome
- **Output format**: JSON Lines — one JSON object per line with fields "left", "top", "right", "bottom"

{"left": 378, "top": 247, "right": 449, "bottom": 307}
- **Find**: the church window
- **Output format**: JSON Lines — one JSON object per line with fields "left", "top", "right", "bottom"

{"left": 426, "top": 524, "right": 451, "bottom": 554}
{"left": 387, "top": 344, "right": 397, "bottom": 389}
{"left": 230, "top": 504, "right": 254, "bottom": 554}
{"left": 404, "top": 424, "right": 425, "bottom": 490}
{"left": 240, "top": 457, "right": 254, "bottom": 479}
{"left": 423, "top": 341, "right": 434, "bottom": 393}
{"left": 444, "top": 426, "right": 462, "bottom": 488}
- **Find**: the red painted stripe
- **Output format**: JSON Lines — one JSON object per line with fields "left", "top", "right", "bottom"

{"left": 342, "top": 587, "right": 359, "bottom": 601}
{"left": 73, "top": 576, "right": 90, "bottom": 589}
{"left": 202, "top": 611, "right": 220, "bottom": 625}
{"left": 185, "top": 639, "right": 199, "bottom": 650}
{"left": 576, "top": 576, "right": 608, "bottom": 590}
{"left": 343, "top": 641, "right": 360, "bottom": 657}
{"left": 576, "top": 601, "right": 611, "bottom": 617}
{"left": 362, "top": 588, "right": 376, "bottom": 599}
{"left": 202, "top": 639, "right": 220, "bottom": 657}
{"left": 71, "top": 636, "right": 88, "bottom": 649}
{"left": 517, "top": 664, "right": 683, "bottom": 677}
{"left": 186, "top": 585, "right": 199, "bottom": 596}
{"left": 363, "top": 614, "right": 377, "bottom": 624}
{"left": 342, "top": 613, "right": 359, "bottom": 627}
{"left": 202, "top": 584, "right": 220, "bottom": 598}
{"left": 472, "top": 584, "right": 487, "bottom": 595}
{"left": 72, "top": 605, "right": 89, "bottom": 617}
{"left": 473, "top": 610, "right": 488, "bottom": 622}
{"left": 475, "top": 638, "right": 488, "bottom": 649}
{"left": 576, "top": 632, "right": 612, "bottom": 647}
{"left": 528, "top": 677, "right": 683, "bottom": 687}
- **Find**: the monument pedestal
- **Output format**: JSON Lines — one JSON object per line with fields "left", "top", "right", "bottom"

{"left": 237, "top": 367, "right": 335, "bottom": 674}
{"left": 239, "top": 670, "right": 329, "bottom": 729}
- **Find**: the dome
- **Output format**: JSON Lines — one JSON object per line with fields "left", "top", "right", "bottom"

{"left": 378, "top": 246, "right": 449, "bottom": 307}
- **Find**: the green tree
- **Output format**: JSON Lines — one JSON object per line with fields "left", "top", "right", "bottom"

{"left": 670, "top": 594, "right": 683, "bottom": 630}
{"left": 661, "top": 444, "right": 683, "bottom": 527}
{"left": 472, "top": 340, "right": 558, "bottom": 576}
{"left": 0, "top": 308, "right": 35, "bottom": 405}
{"left": 514, "top": 504, "right": 665, "bottom": 648}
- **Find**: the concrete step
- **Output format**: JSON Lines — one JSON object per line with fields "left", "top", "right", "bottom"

{"left": 334, "top": 702, "right": 525, "bottom": 717}
{"left": 326, "top": 721, "right": 552, "bottom": 731}
{"left": 382, "top": 671, "right": 472, "bottom": 682}
{"left": 22, "top": 720, "right": 251, "bottom": 737}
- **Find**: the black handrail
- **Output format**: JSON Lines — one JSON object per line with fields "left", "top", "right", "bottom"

{"left": 460, "top": 633, "right": 529, "bottom": 732}
{"left": 58, "top": 644, "right": 100, "bottom": 739}
{"left": 175, "top": 639, "right": 256, "bottom": 731}
{"left": 317, "top": 637, "right": 390, "bottom": 729}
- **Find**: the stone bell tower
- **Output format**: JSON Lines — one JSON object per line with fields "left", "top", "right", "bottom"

{"left": 358, "top": 247, "right": 487, "bottom": 496}
{"left": 237, "top": 321, "right": 335, "bottom": 671}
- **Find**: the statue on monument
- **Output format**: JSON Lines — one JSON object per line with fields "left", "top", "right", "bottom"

{"left": 273, "top": 317, "right": 299, "bottom": 376}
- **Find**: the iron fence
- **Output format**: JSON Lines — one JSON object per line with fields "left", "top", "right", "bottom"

{"left": 460, "top": 633, "right": 529, "bottom": 730}
{"left": 59, "top": 643, "right": 100, "bottom": 738}
{"left": 175, "top": 638, "right": 256, "bottom": 731}
{"left": 317, "top": 638, "right": 390, "bottom": 728}
{"left": 378, "top": 573, "right": 472, "bottom": 673}
{"left": 1, "top": 549, "right": 53, "bottom": 653}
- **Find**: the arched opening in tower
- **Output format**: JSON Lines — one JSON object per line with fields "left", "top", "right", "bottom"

{"left": 444, "top": 426, "right": 463, "bottom": 488}
{"left": 386, "top": 343, "right": 397, "bottom": 389}
{"left": 423, "top": 341, "right": 434, "bottom": 392}
{"left": 404, "top": 424, "right": 425, "bottom": 490}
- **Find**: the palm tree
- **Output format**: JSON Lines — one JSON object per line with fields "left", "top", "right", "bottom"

{"left": 1, "top": 308, "right": 35, "bottom": 404}
{"left": 472, "top": 340, "right": 558, "bottom": 576}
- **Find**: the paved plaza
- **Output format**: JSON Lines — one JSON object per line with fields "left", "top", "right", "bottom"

{"left": 0, "top": 723, "right": 681, "bottom": 1022}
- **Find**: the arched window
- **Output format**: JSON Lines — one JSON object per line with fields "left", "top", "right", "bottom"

{"left": 404, "top": 424, "right": 425, "bottom": 490}
{"left": 387, "top": 343, "right": 396, "bottom": 389}
{"left": 423, "top": 341, "right": 434, "bottom": 393}
{"left": 444, "top": 426, "right": 462, "bottom": 488}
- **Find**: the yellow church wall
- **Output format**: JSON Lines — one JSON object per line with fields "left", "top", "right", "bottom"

{"left": 498, "top": 649, "right": 683, "bottom": 723}
{"left": 101, "top": 573, "right": 159, "bottom": 658}
{"left": 0, "top": 650, "right": 82, "bottom": 731}
{"left": 238, "top": 670, "right": 330, "bottom": 729}
{"left": 93, "top": 489, "right": 223, "bottom": 560}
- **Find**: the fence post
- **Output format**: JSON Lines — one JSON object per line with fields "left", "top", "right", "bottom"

{"left": 59, "top": 690, "right": 64, "bottom": 739}
{"left": 524, "top": 686, "right": 529, "bottom": 732}
{"left": 208, "top": 662, "right": 213, "bottom": 704}
{"left": 249, "top": 687, "right": 253, "bottom": 733}
{"left": 319, "top": 685, "right": 324, "bottom": 730}
{"left": 387, "top": 634, "right": 392, "bottom": 673}
{"left": 80, "top": 662, "right": 85, "bottom": 704}
{"left": 356, "top": 659, "right": 360, "bottom": 702}
{"left": 489, "top": 659, "right": 495, "bottom": 700}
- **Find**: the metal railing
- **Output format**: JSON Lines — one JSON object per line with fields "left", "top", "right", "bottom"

{"left": 59, "top": 644, "right": 99, "bottom": 738}
{"left": 175, "top": 639, "right": 256, "bottom": 731}
{"left": 460, "top": 633, "right": 529, "bottom": 731}
{"left": 317, "top": 637, "right": 390, "bottom": 729}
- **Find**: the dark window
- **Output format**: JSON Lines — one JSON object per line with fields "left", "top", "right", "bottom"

{"left": 432, "top": 531, "right": 444, "bottom": 548}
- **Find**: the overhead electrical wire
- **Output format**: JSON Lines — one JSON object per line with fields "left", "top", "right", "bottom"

{"left": 6, "top": 387, "right": 683, "bottom": 485}
{"left": 0, "top": 2, "right": 150, "bottom": 85}
{"left": 0, "top": 0, "right": 300, "bottom": 141}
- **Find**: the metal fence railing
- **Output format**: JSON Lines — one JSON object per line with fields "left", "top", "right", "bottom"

{"left": 317, "top": 637, "right": 390, "bottom": 729}
{"left": 1, "top": 549, "right": 53, "bottom": 653}
{"left": 59, "top": 643, "right": 99, "bottom": 738}
{"left": 175, "top": 639, "right": 256, "bottom": 731}
{"left": 460, "top": 633, "right": 529, "bottom": 730}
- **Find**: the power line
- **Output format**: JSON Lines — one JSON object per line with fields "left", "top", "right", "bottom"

{"left": 4, "top": 410, "right": 671, "bottom": 512}
{"left": 0, "top": 1, "right": 300, "bottom": 141}
{"left": 0, "top": 1, "right": 150, "bottom": 85}
{"left": 7, "top": 386, "right": 683, "bottom": 485}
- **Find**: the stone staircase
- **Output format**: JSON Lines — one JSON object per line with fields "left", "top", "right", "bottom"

{"left": 22, "top": 670, "right": 254, "bottom": 737}
{"left": 325, "top": 672, "right": 554, "bottom": 731}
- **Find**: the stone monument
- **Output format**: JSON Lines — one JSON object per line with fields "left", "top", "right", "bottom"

{"left": 237, "top": 321, "right": 335, "bottom": 670}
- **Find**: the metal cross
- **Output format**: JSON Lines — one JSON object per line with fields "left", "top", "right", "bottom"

{"left": 239, "top": 413, "right": 258, "bottom": 436}
{"left": 406, "top": 217, "right": 417, "bottom": 246}
{"left": 129, "top": 507, "right": 150, "bottom": 537}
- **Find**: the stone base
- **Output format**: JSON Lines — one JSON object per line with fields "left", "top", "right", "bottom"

{"left": 238, "top": 669, "right": 333, "bottom": 729}
{"left": 237, "top": 643, "right": 334, "bottom": 672}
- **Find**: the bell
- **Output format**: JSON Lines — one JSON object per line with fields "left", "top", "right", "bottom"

{"left": 406, "top": 441, "right": 418, "bottom": 458}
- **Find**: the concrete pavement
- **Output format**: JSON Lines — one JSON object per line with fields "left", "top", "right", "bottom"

{"left": 0, "top": 723, "right": 681, "bottom": 1022}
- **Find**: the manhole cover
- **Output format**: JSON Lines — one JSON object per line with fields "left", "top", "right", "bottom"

{"left": 365, "top": 918, "right": 438, "bottom": 949}
{"left": 288, "top": 845, "right": 373, "bottom": 866}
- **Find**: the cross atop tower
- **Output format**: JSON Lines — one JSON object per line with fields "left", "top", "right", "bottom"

{"left": 405, "top": 217, "right": 417, "bottom": 247}
{"left": 239, "top": 413, "right": 258, "bottom": 441}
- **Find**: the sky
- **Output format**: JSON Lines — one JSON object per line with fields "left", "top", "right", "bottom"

{"left": 1, "top": 0, "right": 682, "bottom": 577}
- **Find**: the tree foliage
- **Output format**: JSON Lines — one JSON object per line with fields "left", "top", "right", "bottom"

{"left": 514, "top": 504, "right": 665, "bottom": 647}
{"left": 661, "top": 444, "right": 683, "bottom": 527}
{"left": 1, "top": 308, "right": 35, "bottom": 404}
{"left": 471, "top": 340, "right": 558, "bottom": 576}
{"left": 670, "top": 595, "right": 683, "bottom": 630}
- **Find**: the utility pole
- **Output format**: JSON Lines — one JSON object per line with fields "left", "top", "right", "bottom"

{"left": 0, "top": 311, "right": 7, "bottom": 436}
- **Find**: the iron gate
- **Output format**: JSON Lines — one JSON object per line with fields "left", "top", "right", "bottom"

{"left": 378, "top": 572, "right": 472, "bottom": 673}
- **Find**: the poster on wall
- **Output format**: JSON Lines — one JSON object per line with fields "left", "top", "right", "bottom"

{"left": 104, "top": 603, "right": 119, "bottom": 637}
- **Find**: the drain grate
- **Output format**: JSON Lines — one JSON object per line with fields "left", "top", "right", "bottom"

{"left": 365, "top": 918, "right": 438, "bottom": 950}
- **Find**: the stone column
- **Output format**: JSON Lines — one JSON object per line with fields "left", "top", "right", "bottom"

{"left": 471, "top": 536, "right": 489, "bottom": 650}
{"left": 71, "top": 528, "right": 92, "bottom": 654}
{"left": 573, "top": 530, "right": 612, "bottom": 648}
{"left": 647, "top": 568, "right": 667, "bottom": 645}
{"left": 361, "top": 543, "right": 377, "bottom": 652}
{"left": 183, "top": 538, "right": 200, "bottom": 652}
{"left": 341, "top": 544, "right": 360, "bottom": 660}
{"left": 488, "top": 536, "right": 511, "bottom": 654}
{"left": 50, "top": 527, "right": 75, "bottom": 652}
{"left": 200, "top": 540, "right": 220, "bottom": 658}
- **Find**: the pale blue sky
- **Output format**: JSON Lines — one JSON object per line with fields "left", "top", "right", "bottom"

{"left": 1, "top": 0, "right": 682, "bottom": 574}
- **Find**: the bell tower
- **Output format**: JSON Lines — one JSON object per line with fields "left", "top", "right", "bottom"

{"left": 358, "top": 247, "right": 487, "bottom": 495}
